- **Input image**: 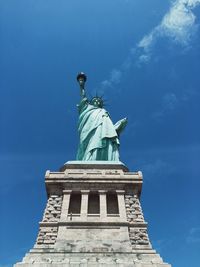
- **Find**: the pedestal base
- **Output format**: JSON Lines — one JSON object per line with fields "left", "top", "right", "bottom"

{"left": 15, "top": 251, "right": 171, "bottom": 267}
{"left": 14, "top": 162, "right": 171, "bottom": 267}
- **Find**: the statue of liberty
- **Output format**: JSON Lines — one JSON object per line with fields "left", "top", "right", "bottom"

{"left": 76, "top": 72, "right": 127, "bottom": 161}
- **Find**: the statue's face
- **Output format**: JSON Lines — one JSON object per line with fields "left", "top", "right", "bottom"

{"left": 91, "top": 97, "right": 103, "bottom": 108}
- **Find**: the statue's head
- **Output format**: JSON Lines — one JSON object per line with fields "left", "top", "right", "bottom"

{"left": 90, "top": 96, "right": 104, "bottom": 108}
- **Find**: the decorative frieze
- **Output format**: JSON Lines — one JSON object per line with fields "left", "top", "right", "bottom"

{"left": 42, "top": 195, "right": 62, "bottom": 222}
{"left": 125, "top": 193, "right": 145, "bottom": 223}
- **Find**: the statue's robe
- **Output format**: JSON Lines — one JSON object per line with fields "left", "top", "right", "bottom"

{"left": 77, "top": 97, "right": 120, "bottom": 161}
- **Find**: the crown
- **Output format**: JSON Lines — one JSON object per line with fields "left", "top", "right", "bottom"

{"left": 90, "top": 96, "right": 104, "bottom": 108}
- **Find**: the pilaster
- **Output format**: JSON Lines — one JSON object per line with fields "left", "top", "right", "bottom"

{"left": 60, "top": 190, "right": 71, "bottom": 221}
{"left": 116, "top": 190, "right": 127, "bottom": 221}
{"left": 99, "top": 190, "right": 107, "bottom": 220}
{"left": 80, "top": 190, "right": 90, "bottom": 220}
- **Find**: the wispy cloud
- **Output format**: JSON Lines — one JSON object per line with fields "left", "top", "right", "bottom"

{"left": 152, "top": 92, "right": 179, "bottom": 120}
{"left": 186, "top": 227, "right": 200, "bottom": 243}
{"left": 100, "top": 0, "right": 200, "bottom": 90}
{"left": 138, "top": 0, "right": 200, "bottom": 62}
{"left": 101, "top": 69, "right": 122, "bottom": 90}
{"left": 151, "top": 87, "right": 200, "bottom": 121}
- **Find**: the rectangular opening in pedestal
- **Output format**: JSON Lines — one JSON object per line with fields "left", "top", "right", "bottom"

{"left": 88, "top": 192, "right": 100, "bottom": 214}
{"left": 107, "top": 192, "right": 119, "bottom": 215}
{"left": 68, "top": 192, "right": 81, "bottom": 214}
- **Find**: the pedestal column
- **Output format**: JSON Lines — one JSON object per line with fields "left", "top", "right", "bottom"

{"left": 60, "top": 190, "right": 71, "bottom": 221}
{"left": 116, "top": 190, "right": 127, "bottom": 221}
{"left": 80, "top": 190, "right": 89, "bottom": 220}
{"left": 99, "top": 190, "right": 107, "bottom": 220}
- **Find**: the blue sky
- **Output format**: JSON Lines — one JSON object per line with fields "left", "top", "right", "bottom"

{"left": 0, "top": 0, "right": 200, "bottom": 266}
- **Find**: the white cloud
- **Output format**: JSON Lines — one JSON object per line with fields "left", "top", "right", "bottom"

{"left": 138, "top": 54, "right": 151, "bottom": 64}
{"left": 151, "top": 87, "right": 199, "bottom": 121}
{"left": 110, "top": 69, "right": 122, "bottom": 84}
{"left": 138, "top": 0, "right": 200, "bottom": 62}
{"left": 100, "top": 0, "right": 200, "bottom": 90}
{"left": 163, "top": 93, "right": 179, "bottom": 111}
{"left": 101, "top": 69, "right": 122, "bottom": 89}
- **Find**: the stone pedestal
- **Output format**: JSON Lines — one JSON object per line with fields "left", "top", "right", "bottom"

{"left": 14, "top": 161, "right": 171, "bottom": 267}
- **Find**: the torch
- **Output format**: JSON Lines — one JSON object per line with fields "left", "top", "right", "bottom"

{"left": 77, "top": 72, "right": 87, "bottom": 98}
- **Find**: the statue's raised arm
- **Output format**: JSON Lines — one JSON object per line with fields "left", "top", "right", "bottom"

{"left": 76, "top": 72, "right": 89, "bottom": 114}
{"left": 76, "top": 72, "right": 127, "bottom": 161}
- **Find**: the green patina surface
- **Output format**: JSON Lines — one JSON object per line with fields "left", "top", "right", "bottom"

{"left": 76, "top": 73, "right": 127, "bottom": 161}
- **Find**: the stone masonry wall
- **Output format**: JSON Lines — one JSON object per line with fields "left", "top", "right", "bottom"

{"left": 129, "top": 227, "right": 150, "bottom": 246}
{"left": 36, "top": 226, "right": 58, "bottom": 245}
{"left": 36, "top": 194, "right": 63, "bottom": 245}
{"left": 125, "top": 193, "right": 151, "bottom": 247}
{"left": 125, "top": 193, "right": 145, "bottom": 223}
{"left": 42, "top": 195, "right": 62, "bottom": 222}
